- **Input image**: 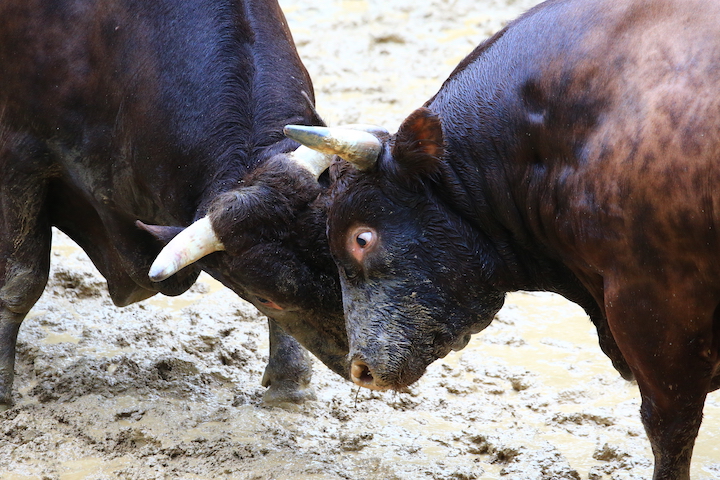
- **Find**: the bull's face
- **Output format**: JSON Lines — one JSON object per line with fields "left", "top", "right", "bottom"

{"left": 203, "top": 155, "right": 351, "bottom": 376}
{"left": 139, "top": 148, "right": 352, "bottom": 377}
{"left": 289, "top": 108, "right": 505, "bottom": 390}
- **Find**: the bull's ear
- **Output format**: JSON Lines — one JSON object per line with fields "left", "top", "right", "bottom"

{"left": 391, "top": 107, "right": 444, "bottom": 177}
{"left": 136, "top": 221, "right": 183, "bottom": 245}
{"left": 137, "top": 219, "right": 225, "bottom": 282}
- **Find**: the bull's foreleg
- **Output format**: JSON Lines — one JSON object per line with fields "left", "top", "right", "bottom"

{"left": 0, "top": 311, "right": 26, "bottom": 409}
{"left": 261, "top": 318, "right": 316, "bottom": 405}
{"left": 604, "top": 280, "right": 718, "bottom": 480}
{"left": 0, "top": 280, "right": 48, "bottom": 409}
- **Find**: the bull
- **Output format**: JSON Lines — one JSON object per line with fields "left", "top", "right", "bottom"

{"left": 287, "top": 0, "right": 720, "bottom": 477}
{"left": 0, "top": 0, "right": 358, "bottom": 408}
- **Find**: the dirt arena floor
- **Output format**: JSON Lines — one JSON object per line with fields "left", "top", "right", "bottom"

{"left": 2, "top": 0, "right": 719, "bottom": 479}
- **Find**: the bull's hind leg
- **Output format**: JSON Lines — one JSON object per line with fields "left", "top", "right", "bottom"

{"left": 603, "top": 279, "right": 719, "bottom": 480}
{"left": 261, "top": 318, "right": 315, "bottom": 405}
{"left": 0, "top": 137, "right": 53, "bottom": 409}
{"left": 0, "top": 221, "right": 51, "bottom": 408}
{"left": 0, "top": 238, "right": 50, "bottom": 409}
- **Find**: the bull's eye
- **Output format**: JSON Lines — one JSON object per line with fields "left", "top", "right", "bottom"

{"left": 256, "top": 297, "right": 283, "bottom": 310}
{"left": 347, "top": 226, "right": 377, "bottom": 264}
{"left": 356, "top": 231, "right": 373, "bottom": 248}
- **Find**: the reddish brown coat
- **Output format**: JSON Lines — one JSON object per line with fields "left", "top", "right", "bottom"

{"left": 327, "top": 0, "right": 720, "bottom": 478}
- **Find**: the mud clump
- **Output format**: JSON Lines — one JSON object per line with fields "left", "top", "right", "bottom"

{"left": 49, "top": 265, "right": 105, "bottom": 299}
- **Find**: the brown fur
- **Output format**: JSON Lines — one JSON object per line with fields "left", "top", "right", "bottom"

{"left": 328, "top": 0, "right": 720, "bottom": 478}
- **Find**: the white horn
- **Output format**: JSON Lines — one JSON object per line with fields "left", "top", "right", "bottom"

{"left": 149, "top": 216, "right": 225, "bottom": 282}
{"left": 289, "top": 146, "right": 334, "bottom": 180}
{"left": 284, "top": 125, "right": 383, "bottom": 171}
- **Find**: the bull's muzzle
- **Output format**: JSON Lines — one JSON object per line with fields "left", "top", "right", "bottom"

{"left": 349, "top": 357, "right": 390, "bottom": 391}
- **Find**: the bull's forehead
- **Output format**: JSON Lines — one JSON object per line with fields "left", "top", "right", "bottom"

{"left": 331, "top": 175, "right": 417, "bottom": 230}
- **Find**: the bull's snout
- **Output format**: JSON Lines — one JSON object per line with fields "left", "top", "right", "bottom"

{"left": 350, "top": 358, "right": 390, "bottom": 391}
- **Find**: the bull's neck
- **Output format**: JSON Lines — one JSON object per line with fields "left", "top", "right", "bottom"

{"left": 419, "top": 2, "right": 606, "bottom": 310}
{"left": 430, "top": 120, "right": 570, "bottom": 295}
{"left": 148, "top": 0, "right": 318, "bottom": 223}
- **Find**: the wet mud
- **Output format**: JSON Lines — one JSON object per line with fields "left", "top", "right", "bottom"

{"left": 2, "top": 1, "right": 720, "bottom": 479}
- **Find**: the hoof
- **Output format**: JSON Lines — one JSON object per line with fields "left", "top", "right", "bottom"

{"left": 0, "top": 388, "right": 12, "bottom": 412}
{"left": 262, "top": 381, "right": 317, "bottom": 406}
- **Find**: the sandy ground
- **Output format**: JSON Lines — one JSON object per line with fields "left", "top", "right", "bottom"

{"left": 2, "top": 1, "right": 720, "bottom": 479}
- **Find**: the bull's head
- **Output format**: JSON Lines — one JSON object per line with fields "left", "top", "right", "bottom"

{"left": 286, "top": 108, "right": 505, "bottom": 391}
{"left": 139, "top": 125, "right": 390, "bottom": 384}
{"left": 144, "top": 144, "right": 337, "bottom": 283}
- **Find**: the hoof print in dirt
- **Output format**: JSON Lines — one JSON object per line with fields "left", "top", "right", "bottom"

{"left": 49, "top": 267, "right": 105, "bottom": 300}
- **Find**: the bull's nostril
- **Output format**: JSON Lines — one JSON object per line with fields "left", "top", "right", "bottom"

{"left": 351, "top": 360, "right": 374, "bottom": 386}
{"left": 350, "top": 359, "right": 390, "bottom": 391}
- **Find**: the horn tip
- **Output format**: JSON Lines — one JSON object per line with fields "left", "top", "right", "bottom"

{"left": 149, "top": 264, "right": 172, "bottom": 282}
{"left": 283, "top": 124, "right": 305, "bottom": 136}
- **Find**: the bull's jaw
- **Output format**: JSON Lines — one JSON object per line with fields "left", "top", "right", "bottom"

{"left": 345, "top": 319, "right": 434, "bottom": 391}
{"left": 348, "top": 348, "right": 430, "bottom": 391}
{"left": 347, "top": 327, "right": 484, "bottom": 390}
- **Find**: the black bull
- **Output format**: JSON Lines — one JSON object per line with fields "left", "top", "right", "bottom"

{"left": 0, "top": 0, "right": 351, "bottom": 407}
{"left": 288, "top": 0, "right": 720, "bottom": 478}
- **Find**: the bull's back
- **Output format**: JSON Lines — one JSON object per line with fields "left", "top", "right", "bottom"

{"left": 0, "top": 0, "right": 161, "bottom": 139}
{"left": 545, "top": 0, "right": 720, "bottom": 277}
{"left": 433, "top": 0, "right": 720, "bottom": 281}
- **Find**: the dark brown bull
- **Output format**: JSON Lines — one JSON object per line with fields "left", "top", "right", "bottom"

{"left": 0, "top": 0, "right": 356, "bottom": 408}
{"left": 287, "top": 0, "right": 720, "bottom": 477}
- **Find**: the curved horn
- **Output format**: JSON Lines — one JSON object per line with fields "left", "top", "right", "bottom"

{"left": 148, "top": 216, "right": 225, "bottom": 282}
{"left": 283, "top": 125, "right": 382, "bottom": 171}
{"left": 289, "top": 146, "right": 334, "bottom": 180}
